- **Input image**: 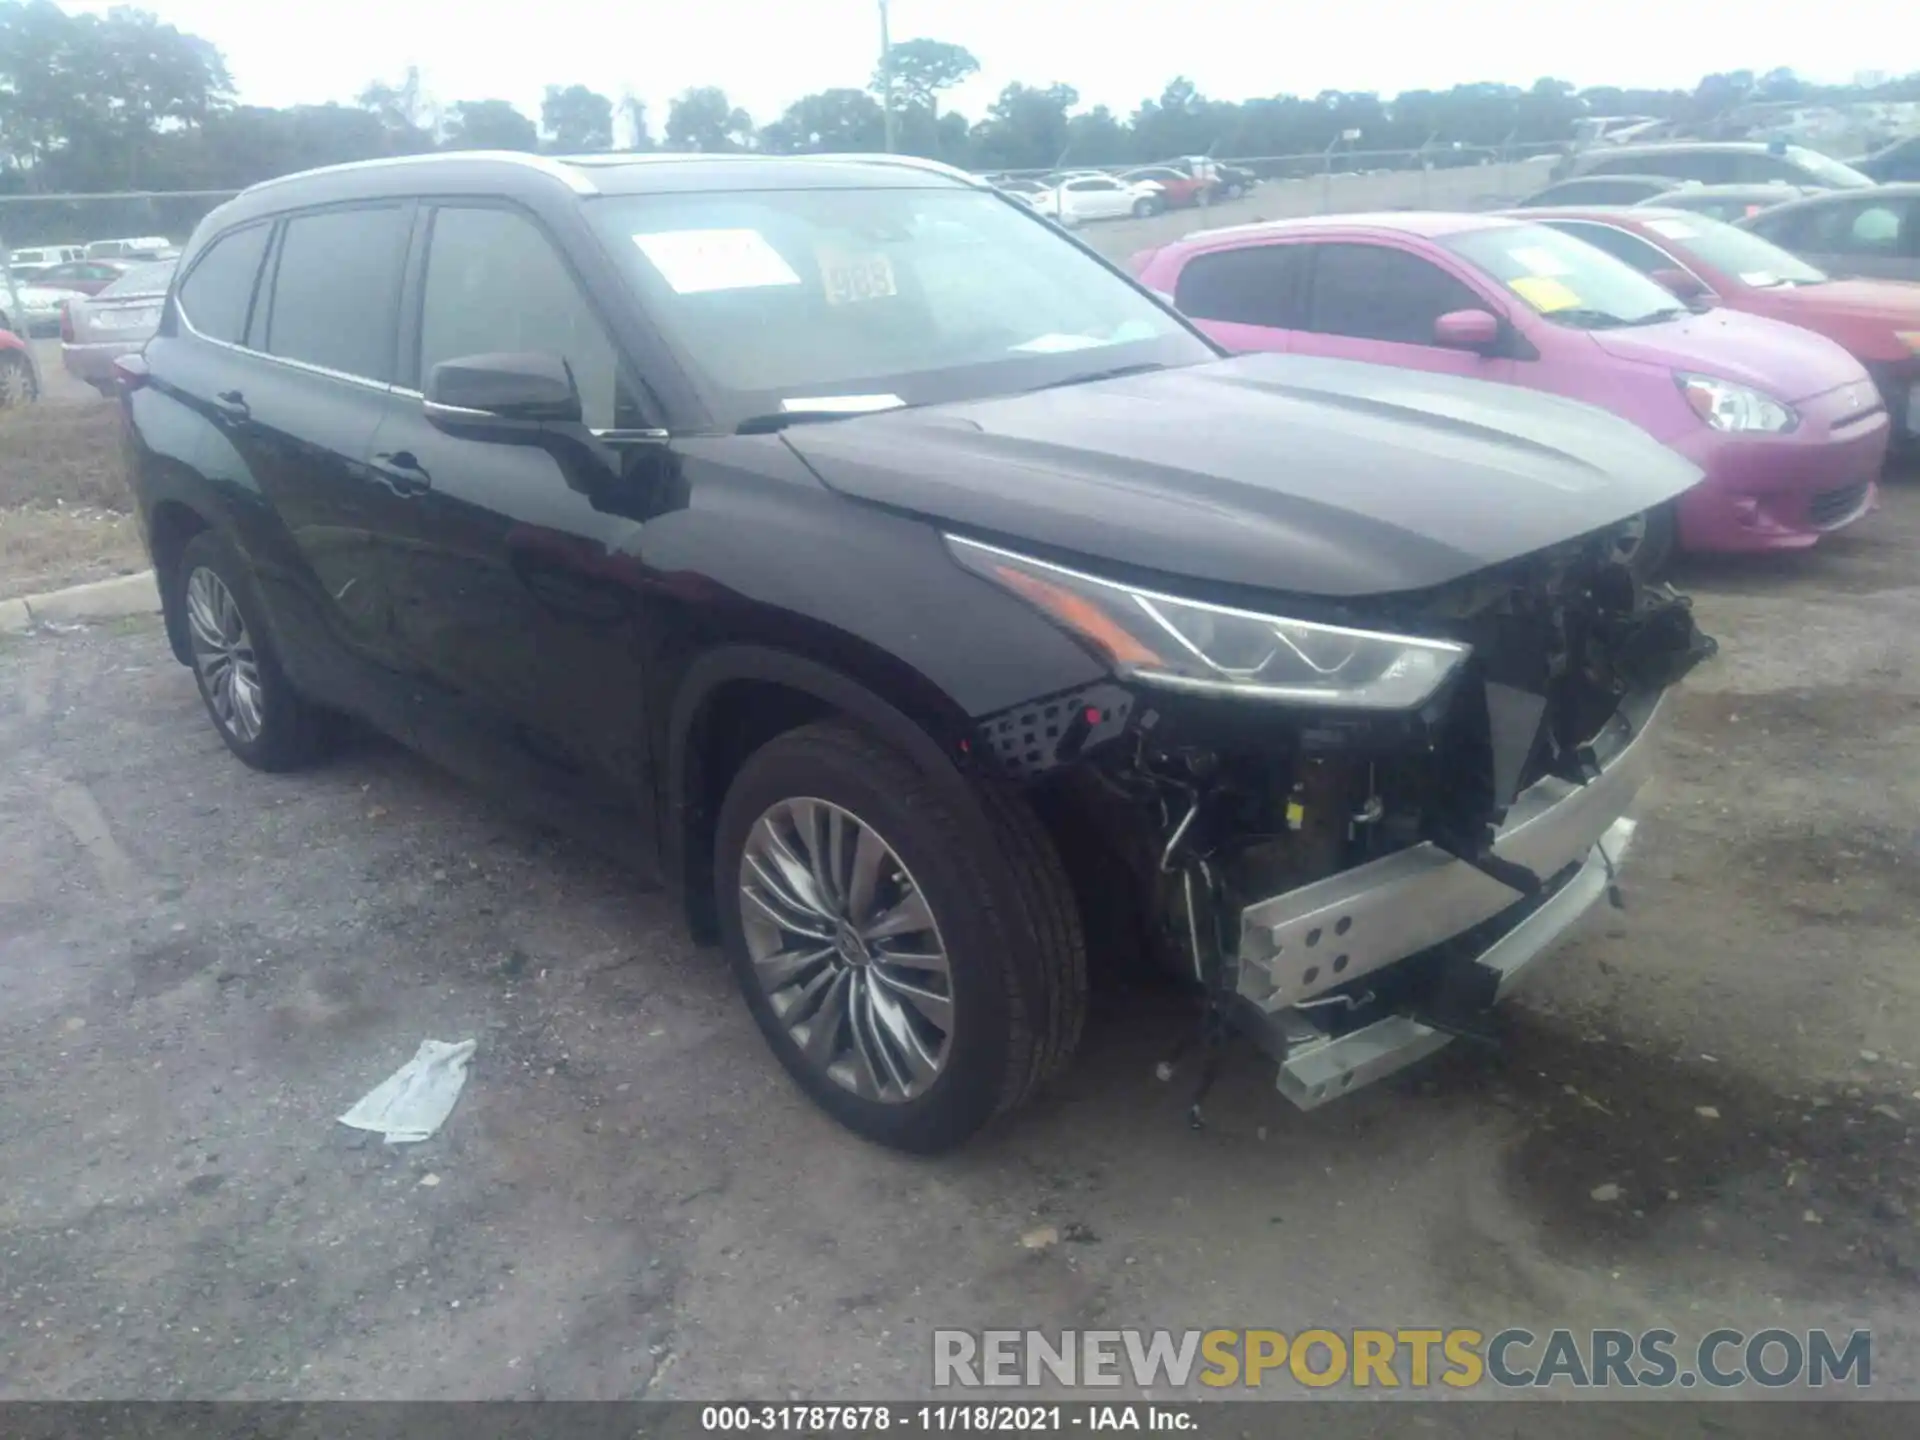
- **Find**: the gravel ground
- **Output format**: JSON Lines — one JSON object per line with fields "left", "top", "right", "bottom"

{"left": 2, "top": 458, "right": 1918, "bottom": 1406}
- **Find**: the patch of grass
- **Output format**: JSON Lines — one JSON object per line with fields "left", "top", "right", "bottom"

{"left": 0, "top": 402, "right": 130, "bottom": 511}
{"left": 0, "top": 505, "right": 148, "bottom": 600}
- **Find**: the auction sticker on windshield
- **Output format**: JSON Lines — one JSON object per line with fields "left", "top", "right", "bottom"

{"left": 817, "top": 248, "right": 898, "bottom": 305}
{"left": 633, "top": 229, "right": 802, "bottom": 294}
{"left": 1507, "top": 275, "right": 1582, "bottom": 312}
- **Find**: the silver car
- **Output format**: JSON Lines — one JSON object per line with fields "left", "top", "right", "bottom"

{"left": 60, "top": 258, "right": 177, "bottom": 395}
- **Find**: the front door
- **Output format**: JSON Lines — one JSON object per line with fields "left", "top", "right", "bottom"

{"left": 371, "top": 202, "right": 665, "bottom": 858}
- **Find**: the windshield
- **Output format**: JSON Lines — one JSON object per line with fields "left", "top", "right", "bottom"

{"left": 1441, "top": 222, "right": 1688, "bottom": 329}
{"left": 585, "top": 185, "right": 1211, "bottom": 427}
{"left": 1632, "top": 212, "right": 1829, "bottom": 287}
{"left": 1786, "top": 146, "right": 1875, "bottom": 189}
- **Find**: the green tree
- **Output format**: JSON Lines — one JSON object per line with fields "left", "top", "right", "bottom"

{"left": 875, "top": 38, "right": 978, "bottom": 121}
{"left": 442, "top": 98, "right": 539, "bottom": 152}
{"left": 972, "top": 82, "right": 1077, "bottom": 170}
{"left": 356, "top": 66, "right": 435, "bottom": 151}
{"left": 761, "top": 88, "right": 885, "bottom": 154}
{"left": 665, "top": 86, "right": 753, "bottom": 152}
{"left": 541, "top": 83, "right": 613, "bottom": 152}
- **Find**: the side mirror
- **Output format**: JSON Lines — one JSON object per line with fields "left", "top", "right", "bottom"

{"left": 1650, "top": 268, "right": 1709, "bottom": 302}
{"left": 424, "top": 351, "right": 582, "bottom": 438}
{"left": 1433, "top": 308, "right": 1502, "bottom": 353}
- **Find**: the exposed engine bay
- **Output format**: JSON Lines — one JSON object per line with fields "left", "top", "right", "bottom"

{"left": 978, "top": 525, "right": 1718, "bottom": 1119}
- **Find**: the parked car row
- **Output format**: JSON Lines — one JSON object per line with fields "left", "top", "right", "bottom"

{"left": 8, "top": 235, "right": 176, "bottom": 277}
{"left": 1131, "top": 204, "right": 1911, "bottom": 573}
{"left": 2, "top": 251, "right": 178, "bottom": 338}
{"left": 985, "top": 157, "right": 1259, "bottom": 226}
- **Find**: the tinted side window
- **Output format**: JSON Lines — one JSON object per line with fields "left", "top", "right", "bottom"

{"left": 1174, "top": 246, "right": 1302, "bottom": 327}
{"left": 418, "top": 206, "right": 630, "bottom": 429}
{"left": 264, "top": 205, "right": 410, "bottom": 382}
{"left": 1730, "top": 152, "right": 1801, "bottom": 184}
{"left": 1546, "top": 222, "right": 1673, "bottom": 276}
{"left": 1302, "top": 243, "right": 1484, "bottom": 344}
{"left": 177, "top": 224, "right": 270, "bottom": 344}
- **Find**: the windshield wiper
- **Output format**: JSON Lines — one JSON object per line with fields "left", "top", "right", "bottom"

{"left": 1547, "top": 308, "right": 1633, "bottom": 330}
{"left": 1623, "top": 306, "right": 1692, "bottom": 326}
{"left": 1030, "top": 361, "right": 1169, "bottom": 392}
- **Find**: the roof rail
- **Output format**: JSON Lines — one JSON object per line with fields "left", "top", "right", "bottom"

{"left": 241, "top": 150, "right": 599, "bottom": 199}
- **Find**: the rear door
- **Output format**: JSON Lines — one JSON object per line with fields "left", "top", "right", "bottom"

{"left": 1171, "top": 242, "right": 1307, "bottom": 352}
{"left": 1289, "top": 239, "right": 1517, "bottom": 383}
{"left": 367, "top": 200, "right": 666, "bottom": 845}
{"left": 181, "top": 202, "right": 418, "bottom": 735}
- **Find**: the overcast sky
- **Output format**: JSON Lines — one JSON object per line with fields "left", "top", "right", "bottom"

{"left": 68, "top": 0, "right": 1894, "bottom": 129}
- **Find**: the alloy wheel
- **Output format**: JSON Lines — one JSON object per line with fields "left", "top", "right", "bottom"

{"left": 185, "top": 566, "right": 265, "bottom": 744}
{"left": 738, "top": 797, "right": 955, "bottom": 1103}
{"left": 0, "top": 356, "right": 36, "bottom": 408}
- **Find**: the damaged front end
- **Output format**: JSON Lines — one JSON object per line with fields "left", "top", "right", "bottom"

{"left": 955, "top": 526, "right": 1716, "bottom": 1115}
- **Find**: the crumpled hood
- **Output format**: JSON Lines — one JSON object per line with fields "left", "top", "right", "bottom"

{"left": 782, "top": 353, "right": 1703, "bottom": 599}
{"left": 1587, "top": 305, "right": 1869, "bottom": 401}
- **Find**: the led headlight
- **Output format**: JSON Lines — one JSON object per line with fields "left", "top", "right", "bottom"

{"left": 1676, "top": 372, "right": 1796, "bottom": 433}
{"left": 947, "top": 535, "right": 1469, "bottom": 710}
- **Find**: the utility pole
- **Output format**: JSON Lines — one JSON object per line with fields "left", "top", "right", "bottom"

{"left": 878, "top": 0, "right": 897, "bottom": 152}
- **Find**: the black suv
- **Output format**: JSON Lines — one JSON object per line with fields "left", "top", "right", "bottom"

{"left": 120, "top": 151, "right": 1712, "bottom": 1151}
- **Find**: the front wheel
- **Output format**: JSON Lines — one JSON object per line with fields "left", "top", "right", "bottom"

{"left": 715, "top": 721, "right": 1087, "bottom": 1152}
{"left": 0, "top": 351, "right": 36, "bottom": 408}
{"left": 1131, "top": 197, "right": 1157, "bottom": 218}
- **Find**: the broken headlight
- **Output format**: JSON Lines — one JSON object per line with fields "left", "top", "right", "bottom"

{"left": 947, "top": 535, "right": 1469, "bottom": 710}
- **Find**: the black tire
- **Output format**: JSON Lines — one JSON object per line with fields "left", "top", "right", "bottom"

{"left": 1617, "top": 502, "right": 1678, "bottom": 581}
{"left": 715, "top": 720, "right": 1087, "bottom": 1153}
{"left": 173, "top": 529, "right": 337, "bottom": 771}
{"left": 0, "top": 351, "right": 36, "bottom": 408}
{"left": 1132, "top": 197, "right": 1156, "bottom": 218}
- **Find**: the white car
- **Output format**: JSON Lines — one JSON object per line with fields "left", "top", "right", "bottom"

{"left": 84, "top": 236, "right": 173, "bottom": 260}
{"left": 9, "top": 244, "right": 86, "bottom": 272}
{"left": 1034, "top": 174, "right": 1165, "bottom": 226}
{"left": 0, "top": 281, "right": 77, "bottom": 337}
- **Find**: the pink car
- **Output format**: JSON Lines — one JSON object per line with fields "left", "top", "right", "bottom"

{"left": 1132, "top": 213, "right": 1889, "bottom": 573}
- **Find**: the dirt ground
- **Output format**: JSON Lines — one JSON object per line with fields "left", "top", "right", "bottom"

{"left": 2, "top": 455, "right": 1917, "bottom": 1406}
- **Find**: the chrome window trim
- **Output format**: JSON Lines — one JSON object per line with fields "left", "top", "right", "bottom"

{"left": 175, "top": 307, "right": 395, "bottom": 394}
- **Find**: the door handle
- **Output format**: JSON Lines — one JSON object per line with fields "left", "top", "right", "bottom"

{"left": 211, "top": 389, "right": 249, "bottom": 421}
{"left": 369, "top": 451, "right": 433, "bottom": 497}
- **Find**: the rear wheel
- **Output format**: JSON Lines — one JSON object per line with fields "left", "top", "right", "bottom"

{"left": 0, "top": 351, "right": 36, "bottom": 408}
{"left": 715, "top": 721, "right": 1087, "bottom": 1152}
{"left": 174, "top": 530, "right": 337, "bottom": 771}
{"left": 1613, "top": 502, "right": 1678, "bottom": 581}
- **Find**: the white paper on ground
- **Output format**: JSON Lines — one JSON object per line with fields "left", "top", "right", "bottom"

{"left": 339, "top": 1038, "right": 478, "bottom": 1144}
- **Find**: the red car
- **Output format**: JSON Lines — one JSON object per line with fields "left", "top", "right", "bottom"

{"left": 1511, "top": 206, "right": 1920, "bottom": 448}
{"left": 18, "top": 258, "right": 136, "bottom": 296}
{"left": 1121, "top": 166, "right": 1214, "bottom": 209}
{"left": 1, "top": 325, "right": 36, "bottom": 407}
